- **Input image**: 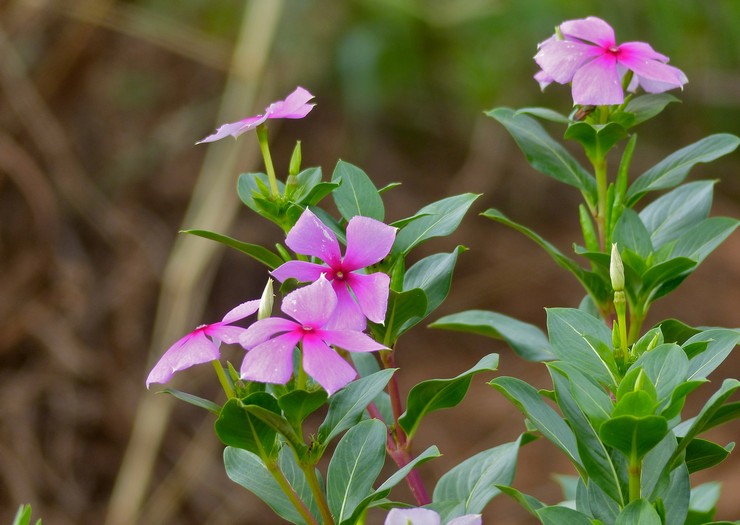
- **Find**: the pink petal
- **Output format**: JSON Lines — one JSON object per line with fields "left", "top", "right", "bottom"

{"left": 617, "top": 41, "right": 669, "bottom": 63}
{"left": 266, "top": 86, "right": 315, "bottom": 119}
{"left": 342, "top": 216, "right": 396, "bottom": 270}
{"left": 319, "top": 329, "right": 387, "bottom": 353}
{"left": 208, "top": 324, "right": 248, "bottom": 345}
{"left": 534, "top": 69, "right": 554, "bottom": 90}
{"left": 271, "top": 260, "right": 328, "bottom": 283}
{"left": 385, "top": 508, "right": 440, "bottom": 525}
{"left": 346, "top": 272, "right": 391, "bottom": 324}
{"left": 325, "top": 282, "right": 366, "bottom": 331}
{"left": 617, "top": 43, "right": 687, "bottom": 90}
{"left": 448, "top": 515, "right": 482, "bottom": 525}
{"left": 301, "top": 333, "right": 357, "bottom": 395}
{"left": 560, "top": 16, "right": 615, "bottom": 47}
{"left": 285, "top": 209, "right": 342, "bottom": 267}
{"left": 571, "top": 53, "right": 623, "bottom": 105}
{"left": 196, "top": 115, "right": 268, "bottom": 144}
{"left": 240, "top": 332, "right": 301, "bottom": 384}
{"left": 239, "top": 318, "right": 299, "bottom": 349}
{"left": 146, "top": 331, "right": 220, "bottom": 387}
{"left": 281, "top": 276, "right": 337, "bottom": 328}
{"left": 534, "top": 39, "right": 602, "bottom": 84}
{"left": 221, "top": 299, "right": 260, "bottom": 324}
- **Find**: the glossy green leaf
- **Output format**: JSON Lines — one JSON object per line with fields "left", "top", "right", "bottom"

{"left": 378, "top": 288, "right": 427, "bottom": 341}
{"left": 393, "top": 193, "right": 480, "bottom": 254}
{"left": 430, "top": 309, "right": 554, "bottom": 361}
{"left": 613, "top": 390, "right": 656, "bottom": 418}
{"left": 483, "top": 209, "right": 610, "bottom": 304}
{"left": 626, "top": 134, "right": 739, "bottom": 206}
{"left": 615, "top": 499, "right": 661, "bottom": 525}
{"left": 639, "top": 180, "right": 714, "bottom": 249}
{"left": 632, "top": 343, "right": 689, "bottom": 406}
{"left": 224, "top": 447, "right": 313, "bottom": 524}
{"left": 686, "top": 328, "right": 740, "bottom": 381}
{"left": 327, "top": 419, "right": 386, "bottom": 523}
{"left": 599, "top": 414, "right": 668, "bottom": 459}
{"left": 278, "top": 390, "right": 328, "bottom": 430}
{"left": 12, "top": 504, "right": 40, "bottom": 525}
{"left": 286, "top": 167, "right": 321, "bottom": 202}
{"left": 514, "top": 106, "right": 570, "bottom": 123}
{"left": 158, "top": 388, "right": 221, "bottom": 414}
{"left": 612, "top": 209, "right": 653, "bottom": 259}
{"left": 564, "top": 121, "right": 628, "bottom": 161}
{"left": 623, "top": 93, "right": 680, "bottom": 126}
{"left": 548, "top": 362, "right": 612, "bottom": 428}
{"left": 653, "top": 463, "right": 691, "bottom": 525}
{"left": 433, "top": 437, "right": 523, "bottom": 520}
{"left": 496, "top": 485, "right": 546, "bottom": 515}
{"left": 403, "top": 246, "right": 466, "bottom": 320}
{"left": 490, "top": 377, "right": 582, "bottom": 470}
{"left": 215, "top": 394, "right": 280, "bottom": 458}
{"left": 684, "top": 438, "right": 734, "bottom": 473}
{"left": 331, "top": 160, "right": 384, "bottom": 221}
{"left": 685, "top": 482, "right": 721, "bottom": 525}
{"left": 399, "top": 353, "right": 499, "bottom": 439}
{"left": 486, "top": 107, "right": 596, "bottom": 205}
{"left": 547, "top": 308, "right": 617, "bottom": 388}
{"left": 276, "top": 446, "right": 321, "bottom": 521}
{"left": 661, "top": 380, "right": 706, "bottom": 421}
{"left": 182, "top": 229, "right": 284, "bottom": 269}
{"left": 535, "top": 505, "right": 594, "bottom": 525}
{"left": 317, "top": 369, "right": 395, "bottom": 445}
{"left": 640, "top": 256, "right": 697, "bottom": 301}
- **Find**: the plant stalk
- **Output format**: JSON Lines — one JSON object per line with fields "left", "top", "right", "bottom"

{"left": 212, "top": 360, "right": 235, "bottom": 399}
{"left": 267, "top": 461, "right": 319, "bottom": 525}
{"left": 301, "top": 462, "right": 335, "bottom": 525}
{"left": 256, "top": 123, "right": 280, "bottom": 198}
{"left": 593, "top": 155, "right": 608, "bottom": 251}
{"left": 628, "top": 450, "right": 642, "bottom": 502}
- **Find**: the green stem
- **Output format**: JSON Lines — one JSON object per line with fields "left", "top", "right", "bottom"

{"left": 593, "top": 156, "right": 608, "bottom": 251}
{"left": 256, "top": 123, "right": 280, "bottom": 198}
{"left": 212, "top": 360, "right": 235, "bottom": 399}
{"left": 296, "top": 342, "right": 308, "bottom": 390}
{"left": 628, "top": 449, "right": 642, "bottom": 502}
{"left": 301, "top": 462, "right": 335, "bottom": 525}
{"left": 266, "top": 461, "right": 319, "bottom": 525}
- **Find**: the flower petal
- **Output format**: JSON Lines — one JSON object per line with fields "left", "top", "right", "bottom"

{"left": 534, "top": 39, "right": 602, "bottom": 84}
{"left": 301, "top": 333, "right": 357, "bottom": 395}
{"left": 325, "top": 282, "right": 366, "bottom": 331}
{"left": 285, "top": 209, "right": 342, "bottom": 266}
{"left": 240, "top": 332, "right": 301, "bottom": 385}
{"left": 196, "top": 114, "right": 268, "bottom": 144}
{"left": 571, "top": 53, "right": 623, "bottom": 105}
{"left": 266, "top": 86, "right": 315, "bottom": 119}
{"left": 281, "top": 276, "right": 337, "bottom": 328}
{"left": 208, "top": 324, "right": 248, "bottom": 345}
{"left": 534, "top": 69, "right": 554, "bottom": 91}
{"left": 617, "top": 42, "right": 687, "bottom": 90}
{"left": 560, "top": 16, "right": 615, "bottom": 47}
{"left": 448, "top": 515, "right": 482, "bottom": 525}
{"left": 221, "top": 299, "right": 260, "bottom": 324}
{"left": 146, "top": 331, "right": 220, "bottom": 387}
{"left": 271, "top": 260, "right": 328, "bottom": 283}
{"left": 342, "top": 216, "right": 396, "bottom": 270}
{"left": 319, "top": 329, "right": 387, "bottom": 352}
{"left": 239, "top": 318, "right": 299, "bottom": 349}
{"left": 346, "top": 271, "right": 391, "bottom": 324}
{"left": 385, "top": 508, "right": 441, "bottom": 525}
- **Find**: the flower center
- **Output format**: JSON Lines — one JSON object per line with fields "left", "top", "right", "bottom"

{"left": 334, "top": 269, "right": 345, "bottom": 280}
{"left": 607, "top": 45, "right": 619, "bottom": 55}
{"left": 302, "top": 325, "right": 314, "bottom": 332}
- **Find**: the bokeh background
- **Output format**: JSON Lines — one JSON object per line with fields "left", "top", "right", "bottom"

{"left": 1, "top": 0, "right": 738, "bottom": 524}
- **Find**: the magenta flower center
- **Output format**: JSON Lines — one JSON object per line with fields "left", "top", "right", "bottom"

{"left": 333, "top": 268, "right": 346, "bottom": 281}
{"left": 302, "top": 325, "right": 314, "bottom": 333}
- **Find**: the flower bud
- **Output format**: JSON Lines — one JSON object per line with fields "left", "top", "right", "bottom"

{"left": 610, "top": 243, "right": 624, "bottom": 292}
{"left": 288, "top": 140, "right": 302, "bottom": 177}
{"left": 258, "top": 278, "right": 274, "bottom": 320}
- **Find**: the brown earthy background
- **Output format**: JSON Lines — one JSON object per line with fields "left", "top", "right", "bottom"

{"left": 0, "top": 1, "right": 738, "bottom": 524}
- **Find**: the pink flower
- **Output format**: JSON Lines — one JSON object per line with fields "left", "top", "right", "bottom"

{"left": 196, "top": 87, "right": 315, "bottom": 144}
{"left": 146, "top": 301, "right": 260, "bottom": 387}
{"left": 385, "top": 508, "right": 482, "bottom": 525}
{"left": 239, "top": 276, "right": 387, "bottom": 395}
{"left": 534, "top": 17, "right": 687, "bottom": 105}
{"left": 272, "top": 209, "right": 396, "bottom": 331}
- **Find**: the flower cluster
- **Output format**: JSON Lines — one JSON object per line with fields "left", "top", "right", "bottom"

{"left": 147, "top": 208, "right": 395, "bottom": 395}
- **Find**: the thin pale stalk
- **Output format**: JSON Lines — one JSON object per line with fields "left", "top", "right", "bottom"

{"left": 256, "top": 123, "right": 280, "bottom": 198}
{"left": 593, "top": 156, "right": 608, "bottom": 251}
{"left": 301, "top": 462, "right": 335, "bottom": 525}
{"left": 267, "top": 461, "right": 319, "bottom": 525}
{"left": 628, "top": 450, "right": 641, "bottom": 502}
{"left": 212, "top": 360, "right": 235, "bottom": 399}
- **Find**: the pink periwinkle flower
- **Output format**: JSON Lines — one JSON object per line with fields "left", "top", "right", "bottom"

{"left": 239, "top": 276, "right": 387, "bottom": 395}
{"left": 146, "top": 300, "right": 260, "bottom": 387}
{"left": 197, "top": 86, "right": 315, "bottom": 144}
{"left": 385, "top": 508, "right": 482, "bottom": 525}
{"left": 272, "top": 209, "right": 396, "bottom": 331}
{"left": 534, "top": 17, "right": 687, "bottom": 105}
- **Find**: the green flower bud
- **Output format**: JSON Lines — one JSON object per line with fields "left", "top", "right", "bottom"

{"left": 258, "top": 278, "right": 274, "bottom": 320}
{"left": 288, "top": 140, "right": 302, "bottom": 177}
{"left": 610, "top": 243, "right": 625, "bottom": 292}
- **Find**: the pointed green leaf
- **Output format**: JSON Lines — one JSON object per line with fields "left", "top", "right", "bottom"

{"left": 564, "top": 121, "right": 628, "bottom": 160}
{"left": 623, "top": 93, "right": 680, "bottom": 126}
{"left": 671, "top": 217, "right": 739, "bottom": 263}
{"left": 331, "top": 160, "right": 384, "bottom": 221}
{"left": 483, "top": 209, "right": 610, "bottom": 304}
{"left": 686, "top": 328, "right": 740, "bottom": 381}
{"left": 600, "top": 414, "right": 669, "bottom": 459}
{"left": 399, "top": 353, "right": 499, "bottom": 439}
{"left": 486, "top": 107, "right": 596, "bottom": 205}
{"left": 215, "top": 394, "right": 280, "bottom": 459}
{"left": 632, "top": 343, "right": 689, "bottom": 406}
{"left": 327, "top": 419, "right": 386, "bottom": 523}
{"left": 686, "top": 482, "right": 721, "bottom": 525}
{"left": 430, "top": 309, "right": 554, "bottom": 361}
{"left": 377, "top": 288, "right": 427, "bottom": 341}
{"left": 433, "top": 437, "right": 523, "bottom": 520}
{"left": 393, "top": 193, "right": 480, "bottom": 255}
{"left": 403, "top": 246, "right": 466, "bottom": 319}
{"left": 615, "top": 499, "right": 662, "bottom": 525}
{"left": 318, "top": 369, "right": 395, "bottom": 445}
{"left": 684, "top": 438, "right": 734, "bottom": 473}
{"left": 612, "top": 209, "right": 653, "bottom": 259}
{"left": 278, "top": 390, "right": 328, "bottom": 429}
{"left": 489, "top": 377, "right": 582, "bottom": 470}
{"left": 182, "top": 229, "right": 284, "bottom": 269}
{"left": 627, "top": 134, "right": 739, "bottom": 206}
{"left": 158, "top": 388, "right": 221, "bottom": 414}
{"left": 496, "top": 485, "right": 546, "bottom": 515}
{"left": 536, "top": 505, "right": 594, "bottom": 525}
{"left": 514, "top": 106, "right": 570, "bottom": 123}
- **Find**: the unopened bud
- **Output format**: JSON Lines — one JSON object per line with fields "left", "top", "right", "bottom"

{"left": 258, "top": 278, "right": 274, "bottom": 320}
{"left": 288, "top": 141, "right": 302, "bottom": 177}
{"left": 610, "top": 243, "right": 624, "bottom": 292}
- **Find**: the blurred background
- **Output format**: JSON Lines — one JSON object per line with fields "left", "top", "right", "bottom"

{"left": 1, "top": 0, "right": 738, "bottom": 523}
